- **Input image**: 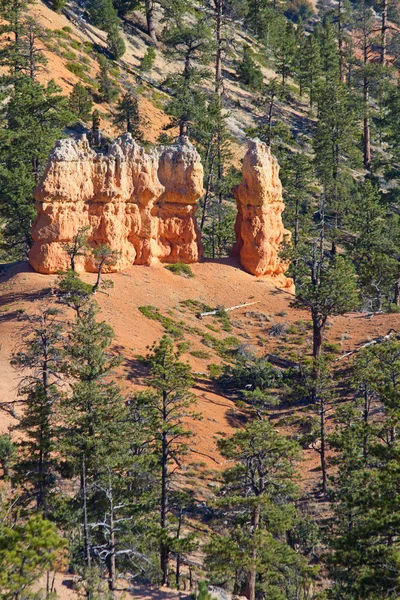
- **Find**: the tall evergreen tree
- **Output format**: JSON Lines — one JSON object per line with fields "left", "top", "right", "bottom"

{"left": 0, "top": 78, "right": 71, "bottom": 258}
{"left": 12, "top": 308, "right": 64, "bottom": 513}
{"left": 133, "top": 336, "right": 197, "bottom": 586}
{"left": 205, "top": 420, "right": 315, "bottom": 600}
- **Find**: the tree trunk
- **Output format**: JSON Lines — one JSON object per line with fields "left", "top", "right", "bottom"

{"left": 319, "top": 394, "right": 327, "bottom": 494}
{"left": 363, "top": 76, "right": 371, "bottom": 170}
{"left": 145, "top": 0, "right": 157, "bottom": 43}
{"left": 160, "top": 391, "right": 169, "bottom": 586}
{"left": 245, "top": 503, "right": 260, "bottom": 600}
{"left": 81, "top": 455, "right": 91, "bottom": 571}
{"left": 394, "top": 277, "right": 400, "bottom": 306}
{"left": 108, "top": 472, "right": 117, "bottom": 596}
{"left": 214, "top": 0, "right": 223, "bottom": 96}
{"left": 312, "top": 320, "right": 323, "bottom": 359}
{"left": 380, "top": 0, "right": 388, "bottom": 65}
{"left": 338, "top": 0, "right": 344, "bottom": 83}
{"left": 92, "top": 260, "right": 104, "bottom": 293}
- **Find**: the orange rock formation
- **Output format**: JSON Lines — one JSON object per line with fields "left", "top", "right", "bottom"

{"left": 30, "top": 135, "right": 290, "bottom": 284}
{"left": 233, "top": 139, "right": 291, "bottom": 280}
{"left": 30, "top": 134, "right": 204, "bottom": 274}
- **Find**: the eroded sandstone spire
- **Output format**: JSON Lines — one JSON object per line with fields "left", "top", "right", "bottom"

{"left": 29, "top": 134, "right": 291, "bottom": 286}
{"left": 29, "top": 134, "right": 204, "bottom": 274}
{"left": 233, "top": 139, "right": 291, "bottom": 282}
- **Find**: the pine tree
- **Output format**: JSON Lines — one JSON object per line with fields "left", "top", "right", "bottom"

{"left": 107, "top": 25, "right": 126, "bottom": 60}
{"left": 237, "top": 45, "right": 263, "bottom": 90}
{"left": 273, "top": 21, "right": 296, "bottom": 92}
{"left": 69, "top": 83, "right": 94, "bottom": 121}
{"left": 133, "top": 336, "right": 198, "bottom": 586}
{"left": 0, "top": 515, "right": 66, "bottom": 600}
{"left": 113, "top": 92, "right": 142, "bottom": 138}
{"left": 293, "top": 251, "right": 359, "bottom": 360}
{"left": 12, "top": 308, "right": 64, "bottom": 512}
{"left": 328, "top": 339, "right": 400, "bottom": 597}
{"left": 57, "top": 303, "right": 128, "bottom": 585}
{"left": 86, "top": 0, "right": 119, "bottom": 32}
{"left": 205, "top": 420, "right": 314, "bottom": 600}
{"left": 97, "top": 56, "right": 119, "bottom": 104}
{"left": 0, "top": 78, "right": 71, "bottom": 258}
{"left": 301, "top": 34, "right": 321, "bottom": 108}
{"left": 162, "top": 17, "right": 213, "bottom": 136}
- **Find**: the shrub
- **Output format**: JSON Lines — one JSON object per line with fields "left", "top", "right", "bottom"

{"left": 218, "top": 356, "right": 281, "bottom": 391}
{"left": 268, "top": 323, "right": 288, "bottom": 337}
{"left": 138, "top": 305, "right": 184, "bottom": 339}
{"left": 165, "top": 263, "right": 194, "bottom": 278}
{"left": 285, "top": 0, "right": 315, "bottom": 22}
{"left": 66, "top": 61, "right": 86, "bottom": 77}
{"left": 140, "top": 46, "right": 156, "bottom": 72}
{"left": 107, "top": 26, "right": 126, "bottom": 60}
{"left": 190, "top": 350, "right": 211, "bottom": 359}
{"left": 52, "top": 0, "right": 66, "bottom": 11}
{"left": 237, "top": 45, "right": 263, "bottom": 89}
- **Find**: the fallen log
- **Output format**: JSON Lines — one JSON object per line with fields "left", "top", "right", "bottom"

{"left": 197, "top": 301, "right": 260, "bottom": 319}
{"left": 335, "top": 329, "right": 399, "bottom": 361}
{"left": 267, "top": 354, "right": 299, "bottom": 369}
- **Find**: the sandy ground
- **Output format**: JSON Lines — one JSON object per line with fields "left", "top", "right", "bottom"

{"left": 1, "top": 258, "right": 399, "bottom": 466}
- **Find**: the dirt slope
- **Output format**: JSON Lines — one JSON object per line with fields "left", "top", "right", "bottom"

{"left": 1, "top": 259, "right": 400, "bottom": 597}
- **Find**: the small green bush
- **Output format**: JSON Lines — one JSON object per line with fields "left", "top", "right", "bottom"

{"left": 138, "top": 305, "right": 184, "bottom": 339}
{"left": 62, "top": 50, "right": 77, "bottom": 61}
{"left": 208, "top": 363, "right": 223, "bottom": 378}
{"left": 140, "top": 46, "right": 156, "bottom": 72}
{"left": 165, "top": 263, "right": 194, "bottom": 278}
{"left": 66, "top": 61, "right": 86, "bottom": 77}
{"left": 322, "top": 342, "right": 341, "bottom": 355}
{"left": 218, "top": 356, "right": 281, "bottom": 391}
{"left": 190, "top": 350, "right": 211, "bottom": 359}
{"left": 237, "top": 45, "right": 263, "bottom": 89}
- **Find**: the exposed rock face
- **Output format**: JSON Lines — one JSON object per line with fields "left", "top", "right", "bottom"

{"left": 30, "top": 134, "right": 204, "bottom": 274}
{"left": 233, "top": 139, "right": 291, "bottom": 281}
{"left": 30, "top": 134, "right": 291, "bottom": 285}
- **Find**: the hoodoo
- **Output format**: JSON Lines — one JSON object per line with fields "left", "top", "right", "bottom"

{"left": 29, "top": 134, "right": 204, "bottom": 274}
{"left": 29, "top": 135, "right": 290, "bottom": 284}
{"left": 233, "top": 139, "right": 291, "bottom": 280}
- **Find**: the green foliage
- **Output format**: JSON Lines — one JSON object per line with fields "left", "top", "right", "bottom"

{"left": 0, "top": 515, "right": 66, "bottom": 600}
{"left": 86, "top": 0, "right": 119, "bottom": 31}
{"left": 65, "top": 60, "right": 86, "bottom": 77}
{"left": 236, "top": 46, "right": 263, "bottom": 90}
{"left": 12, "top": 309, "right": 64, "bottom": 512}
{"left": 218, "top": 356, "right": 281, "bottom": 393}
{"left": 57, "top": 269, "right": 93, "bottom": 317}
{"left": 138, "top": 305, "right": 185, "bottom": 339}
{"left": 140, "top": 46, "right": 156, "bottom": 72}
{"left": 113, "top": 92, "right": 141, "bottom": 137}
{"left": 328, "top": 340, "right": 400, "bottom": 598}
{"left": 69, "top": 83, "right": 93, "bottom": 121}
{"left": 52, "top": 0, "right": 66, "bottom": 11}
{"left": 107, "top": 25, "right": 126, "bottom": 59}
{"left": 0, "top": 78, "right": 71, "bottom": 258}
{"left": 0, "top": 435, "right": 15, "bottom": 479}
{"left": 97, "top": 55, "right": 119, "bottom": 103}
{"left": 132, "top": 335, "right": 198, "bottom": 584}
{"left": 205, "top": 420, "right": 315, "bottom": 598}
{"left": 165, "top": 263, "right": 194, "bottom": 278}
{"left": 285, "top": 0, "right": 315, "bottom": 22}
{"left": 197, "top": 581, "right": 216, "bottom": 600}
